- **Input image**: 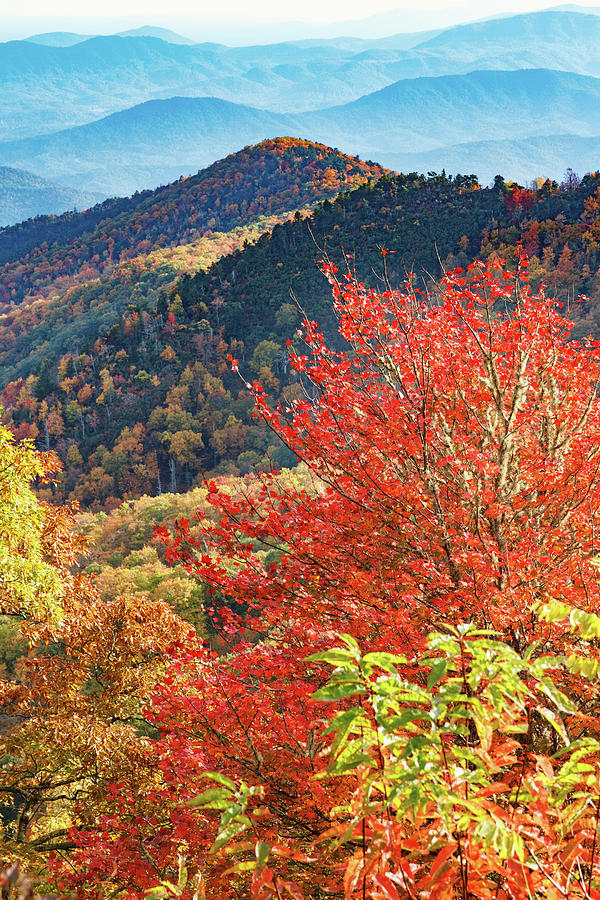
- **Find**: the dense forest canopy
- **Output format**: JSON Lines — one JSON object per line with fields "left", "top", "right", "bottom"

{"left": 0, "top": 137, "right": 389, "bottom": 304}
{"left": 5, "top": 254, "right": 600, "bottom": 897}
{"left": 1, "top": 164, "right": 600, "bottom": 511}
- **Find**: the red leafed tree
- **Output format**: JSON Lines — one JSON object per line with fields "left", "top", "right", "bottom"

{"left": 504, "top": 185, "right": 536, "bottom": 216}
{"left": 58, "top": 252, "right": 600, "bottom": 898}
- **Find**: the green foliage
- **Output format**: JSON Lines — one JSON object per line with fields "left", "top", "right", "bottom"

{"left": 0, "top": 615, "right": 26, "bottom": 678}
{"left": 309, "top": 610, "right": 600, "bottom": 882}
{"left": 0, "top": 423, "right": 62, "bottom": 620}
{"left": 173, "top": 603, "right": 600, "bottom": 897}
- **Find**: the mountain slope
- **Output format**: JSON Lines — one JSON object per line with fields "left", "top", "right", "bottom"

{"left": 0, "top": 166, "right": 100, "bottom": 227}
{"left": 0, "top": 142, "right": 392, "bottom": 506}
{"left": 0, "top": 97, "right": 291, "bottom": 195}
{"left": 0, "top": 172, "right": 504, "bottom": 507}
{"left": 0, "top": 137, "right": 390, "bottom": 305}
{"left": 6, "top": 169, "right": 600, "bottom": 510}
{"left": 303, "top": 68, "right": 600, "bottom": 158}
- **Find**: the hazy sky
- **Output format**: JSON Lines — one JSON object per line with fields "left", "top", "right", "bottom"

{"left": 2, "top": 0, "right": 600, "bottom": 41}
{"left": 5, "top": 0, "right": 600, "bottom": 20}
{"left": 0, "top": 0, "right": 592, "bottom": 19}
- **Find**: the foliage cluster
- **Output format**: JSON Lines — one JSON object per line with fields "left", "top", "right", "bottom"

{"left": 2, "top": 253, "right": 599, "bottom": 897}
{"left": 0, "top": 421, "right": 190, "bottom": 880}
{"left": 0, "top": 214, "right": 297, "bottom": 386}
{"left": 74, "top": 466, "right": 308, "bottom": 640}
{"left": 0, "top": 170, "right": 504, "bottom": 507}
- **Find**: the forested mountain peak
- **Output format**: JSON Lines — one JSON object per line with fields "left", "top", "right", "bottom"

{"left": 0, "top": 137, "right": 390, "bottom": 306}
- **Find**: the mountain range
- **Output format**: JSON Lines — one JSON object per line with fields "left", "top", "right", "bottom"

{"left": 0, "top": 140, "right": 393, "bottom": 501}
{"left": 0, "top": 67, "right": 598, "bottom": 197}
{"left": 1, "top": 7, "right": 600, "bottom": 222}
{"left": 4, "top": 9, "right": 600, "bottom": 142}
{"left": 25, "top": 26, "right": 196, "bottom": 46}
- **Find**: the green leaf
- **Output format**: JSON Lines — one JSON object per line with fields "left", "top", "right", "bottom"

{"left": 186, "top": 787, "right": 233, "bottom": 808}
{"left": 537, "top": 601, "right": 573, "bottom": 623}
{"left": 223, "top": 861, "right": 257, "bottom": 874}
{"left": 306, "top": 649, "right": 356, "bottom": 666}
{"left": 539, "top": 679, "right": 578, "bottom": 714}
{"left": 313, "top": 680, "right": 365, "bottom": 702}
{"left": 425, "top": 635, "right": 461, "bottom": 657}
{"left": 326, "top": 735, "right": 375, "bottom": 775}
{"left": 561, "top": 654, "right": 600, "bottom": 680}
{"left": 339, "top": 633, "right": 361, "bottom": 652}
{"left": 570, "top": 608, "right": 600, "bottom": 639}
{"left": 363, "top": 651, "right": 405, "bottom": 672}
{"left": 375, "top": 708, "right": 426, "bottom": 732}
{"left": 201, "top": 772, "right": 237, "bottom": 791}
{"left": 328, "top": 751, "right": 375, "bottom": 775}
{"left": 474, "top": 819, "right": 525, "bottom": 861}
{"left": 255, "top": 840, "right": 271, "bottom": 870}
{"left": 522, "top": 641, "right": 541, "bottom": 662}
{"left": 323, "top": 706, "right": 366, "bottom": 738}
{"left": 427, "top": 658, "right": 448, "bottom": 689}
{"left": 211, "top": 818, "right": 252, "bottom": 853}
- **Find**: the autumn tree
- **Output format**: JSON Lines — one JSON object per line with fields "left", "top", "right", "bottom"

{"left": 0, "top": 426, "right": 63, "bottom": 623}
{"left": 0, "top": 422, "right": 189, "bottom": 881}
{"left": 47, "top": 252, "right": 600, "bottom": 897}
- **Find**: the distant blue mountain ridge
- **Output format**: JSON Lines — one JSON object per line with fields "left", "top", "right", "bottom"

{"left": 3, "top": 9, "right": 600, "bottom": 143}
{"left": 0, "top": 166, "right": 100, "bottom": 227}
{"left": 25, "top": 26, "right": 196, "bottom": 46}
{"left": 1, "top": 8, "right": 600, "bottom": 222}
{"left": 0, "top": 68, "right": 599, "bottom": 198}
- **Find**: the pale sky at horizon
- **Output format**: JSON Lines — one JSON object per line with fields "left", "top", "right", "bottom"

{"left": 3, "top": 0, "right": 600, "bottom": 20}
{"left": 2, "top": 0, "right": 600, "bottom": 41}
